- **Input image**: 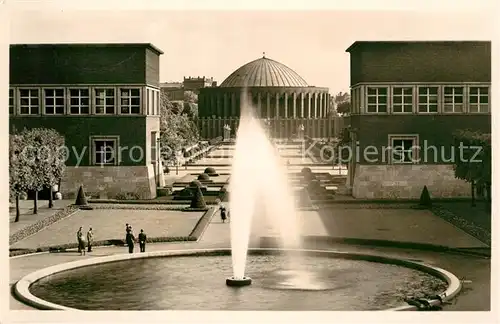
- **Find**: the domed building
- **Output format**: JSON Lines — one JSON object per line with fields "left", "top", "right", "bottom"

{"left": 198, "top": 55, "right": 338, "bottom": 139}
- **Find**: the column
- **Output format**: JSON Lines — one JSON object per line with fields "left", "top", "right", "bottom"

{"left": 216, "top": 94, "right": 221, "bottom": 117}
{"left": 314, "top": 93, "right": 318, "bottom": 118}
{"left": 275, "top": 93, "right": 280, "bottom": 118}
{"left": 300, "top": 92, "right": 305, "bottom": 118}
{"left": 266, "top": 93, "right": 271, "bottom": 119}
{"left": 319, "top": 93, "right": 323, "bottom": 118}
{"left": 257, "top": 93, "right": 262, "bottom": 118}
{"left": 223, "top": 93, "right": 228, "bottom": 117}
{"left": 231, "top": 93, "right": 236, "bottom": 117}
{"left": 292, "top": 92, "right": 297, "bottom": 118}
{"left": 307, "top": 93, "right": 312, "bottom": 118}
{"left": 284, "top": 93, "right": 288, "bottom": 118}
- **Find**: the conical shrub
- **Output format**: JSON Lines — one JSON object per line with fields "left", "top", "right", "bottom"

{"left": 297, "top": 188, "right": 313, "bottom": 208}
{"left": 190, "top": 186, "right": 207, "bottom": 209}
{"left": 419, "top": 186, "right": 432, "bottom": 207}
{"left": 75, "top": 185, "right": 88, "bottom": 206}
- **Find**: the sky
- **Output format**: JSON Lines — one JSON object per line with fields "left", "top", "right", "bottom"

{"left": 8, "top": 6, "right": 495, "bottom": 94}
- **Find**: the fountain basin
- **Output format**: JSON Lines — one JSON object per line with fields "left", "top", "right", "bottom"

{"left": 226, "top": 276, "right": 252, "bottom": 287}
{"left": 15, "top": 248, "right": 462, "bottom": 311}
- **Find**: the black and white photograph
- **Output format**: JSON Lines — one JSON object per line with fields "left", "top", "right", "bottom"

{"left": 2, "top": 0, "right": 498, "bottom": 323}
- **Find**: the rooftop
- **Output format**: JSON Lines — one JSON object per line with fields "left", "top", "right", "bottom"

{"left": 9, "top": 42, "right": 164, "bottom": 55}
{"left": 219, "top": 56, "right": 309, "bottom": 88}
{"left": 345, "top": 40, "right": 491, "bottom": 52}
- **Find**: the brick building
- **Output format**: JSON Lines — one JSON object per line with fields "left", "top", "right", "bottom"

{"left": 9, "top": 43, "right": 165, "bottom": 199}
{"left": 345, "top": 41, "right": 491, "bottom": 199}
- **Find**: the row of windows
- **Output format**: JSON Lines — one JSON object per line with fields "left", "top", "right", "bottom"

{"left": 9, "top": 87, "right": 161, "bottom": 116}
{"left": 351, "top": 85, "right": 490, "bottom": 114}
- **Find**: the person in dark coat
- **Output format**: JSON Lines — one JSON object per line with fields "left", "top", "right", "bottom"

{"left": 77, "top": 227, "right": 86, "bottom": 256}
{"left": 220, "top": 205, "right": 227, "bottom": 223}
{"left": 126, "top": 230, "right": 135, "bottom": 253}
{"left": 138, "top": 229, "right": 147, "bottom": 253}
{"left": 86, "top": 227, "right": 94, "bottom": 252}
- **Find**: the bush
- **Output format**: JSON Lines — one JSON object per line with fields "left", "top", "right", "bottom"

{"left": 115, "top": 192, "right": 141, "bottom": 200}
{"left": 301, "top": 167, "right": 312, "bottom": 175}
{"left": 189, "top": 180, "right": 203, "bottom": 188}
{"left": 75, "top": 185, "right": 88, "bottom": 206}
{"left": 297, "top": 188, "right": 313, "bottom": 208}
{"left": 198, "top": 173, "right": 210, "bottom": 181}
{"left": 419, "top": 186, "right": 432, "bottom": 207}
{"left": 204, "top": 167, "right": 217, "bottom": 175}
{"left": 190, "top": 186, "right": 207, "bottom": 209}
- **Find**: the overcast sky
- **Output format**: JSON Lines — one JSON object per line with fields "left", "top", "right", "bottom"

{"left": 9, "top": 7, "right": 494, "bottom": 93}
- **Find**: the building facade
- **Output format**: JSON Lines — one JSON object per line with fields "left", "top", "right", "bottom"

{"left": 198, "top": 55, "right": 337, "bottom": 139}
{"left": 345, "top": 41, "right": 491, "bottom": 199}
{"left": 9, "top": 43, "right": 165, "bottom": 199}
{"left": 160, "top": 76, "right": 216, "bottom": 101}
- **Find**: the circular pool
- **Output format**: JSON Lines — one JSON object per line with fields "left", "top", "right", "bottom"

{"left": 19, "top": 249, "right": 456, "bottom": 311}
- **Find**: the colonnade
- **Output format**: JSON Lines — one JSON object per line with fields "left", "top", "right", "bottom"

{"left": 198, "top": 88, "right": 330, "bottom": 119}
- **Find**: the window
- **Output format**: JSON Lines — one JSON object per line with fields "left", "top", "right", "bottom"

{"left": 94, "top": 88, "right": 115, "bottom": 114}
{"left": 469, "top": 87, "right": 489, "bottom": 113}
{"left": 19, "top": 89, "right": 40, "bottom": 115}
{"left": 417, "top": 87, "right": 438, "bottom": 113}
{"left": 389, "top": 135, "right": 418, "bottom": 164}
{"left": 69, "top": 89, "right": 90, "bottom": 114}
{"left": 44, "top": 89, "right": 65, "bottom": 115}
{"left": 443, "top": 86, "right": 464, "bottom": 113}
{"left": 392, "top": 87, "right": 413, "bottom": 113}
{"left": 366, "top": 87, "right": 387, "bottom": 113}
{"left": 92, "top": 138, "right": 118, "bottom": 165}
{"left": 9, "top": 88, "right": 14, "bottom": 115}
{"left": 120, "top": 88, "right": 141, "bottom": 114}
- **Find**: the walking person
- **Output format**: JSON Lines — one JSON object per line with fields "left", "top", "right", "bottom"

{"left": 77, "top": 226, "right": 86, "bottom": 256}
{"left": 138, "top": 229, "right": 147, "bottom": 253}
{"left": 86, "top": 227, "right": 94, "bottom": 252}
{"left": 220, "top": 204, "right": 227, "bottom": 223}
{"left": 126, "top": 223, "right": 131, "bottom": 234}
{"left": 126, "top": 229, "right": 135, "bottom": 254}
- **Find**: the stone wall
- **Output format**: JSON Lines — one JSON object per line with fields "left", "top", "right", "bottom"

{"left": 352, "top": 164, "right": 470, "bottom": 199}
{"left": 60, "top": 166, "right": 157, "bottom": 199}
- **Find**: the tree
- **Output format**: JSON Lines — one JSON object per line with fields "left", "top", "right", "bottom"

{"left": 453, "top": 129, "right": 491, "bottom": 208}
{"left": 20, "top": 128, "right": 66, "bottom": 214}
{"left": 183, "top": 90, "right": 198, "bottom": 104}
{"left": 333, "top": 91, "right": 351, "bottom": 116}
{"left": 9, "top": 133, "right": 33, "bottom": 222}
{"left": 160, "top": 93, "right": 199, "bottom": 165}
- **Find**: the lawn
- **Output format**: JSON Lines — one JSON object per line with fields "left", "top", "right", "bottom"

{"left": 10, "top": 209, "right": 204, "bottom": 250}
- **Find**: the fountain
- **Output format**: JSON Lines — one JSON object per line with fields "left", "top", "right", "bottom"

{"left": 226, "top": 90, "right": 310, "bottom": 288}
{"left": 14, "top": 92, "right": 459, "bottom": 311}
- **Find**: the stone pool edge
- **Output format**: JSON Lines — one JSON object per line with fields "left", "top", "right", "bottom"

{"left": 13, "top": 248, "right": 462, "bottom": 311}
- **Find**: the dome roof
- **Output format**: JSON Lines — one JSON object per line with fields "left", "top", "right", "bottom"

{"left": 219, "top": 56, "right": 309, "bottom": 88}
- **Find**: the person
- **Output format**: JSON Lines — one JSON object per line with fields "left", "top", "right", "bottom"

{"left": 125, "top": 223, "right": 131, "bottom": 234}
{"left": 126, "top": 229, "right": 135, "bottom": 254}
{"left": 86, "top": 227, "right": 94, "bottom": 252}
{"left": 138, "top": 229, "right": 147, "bottom": 253}
{"left": 77, "top": 227, "right": 86, "bottom": 256}
{"left": 220, "top": 205, "right": 227, "bottom": 223}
